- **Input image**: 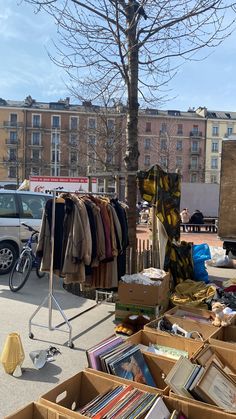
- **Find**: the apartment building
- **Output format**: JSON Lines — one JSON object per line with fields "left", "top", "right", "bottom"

{"left": 138, "top": 108, "right": 206, "bottom": 182}
{"left": 4, "top": 97, "right": 233, "bottom": 188}
{"left": 0, "top": 96, "right": 125, "bottom": 188}
{"left": 196, "top": 107, "right": 236, "bottom": 183}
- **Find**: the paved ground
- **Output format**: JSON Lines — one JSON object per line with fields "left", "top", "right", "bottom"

{"left": 137, "top": 224, "right": 222, "bottom": 247}
{"left": 0, "top": 228, "right": 235, "bottom": 417}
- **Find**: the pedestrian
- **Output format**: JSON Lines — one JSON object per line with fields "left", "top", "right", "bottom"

{"left": 180, "top": 208, "right": 190, "bottom": 232}
{"left": 189, "top": 209, "right": 204, "bottom": 232}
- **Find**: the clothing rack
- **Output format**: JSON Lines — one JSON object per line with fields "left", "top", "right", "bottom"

{"left": 29, "top": 189, "right": 115, "bottom": 349}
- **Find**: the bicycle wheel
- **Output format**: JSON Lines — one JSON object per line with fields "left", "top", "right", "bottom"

{"left": 9, "top": 251, "right": 32, "bottom": 292}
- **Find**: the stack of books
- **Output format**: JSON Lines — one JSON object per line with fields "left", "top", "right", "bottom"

{"left": 165, "top": 356, "right": 236, "bottom": 412}
{"left": 86, "top": 335, "right": 156, "bottom": 388}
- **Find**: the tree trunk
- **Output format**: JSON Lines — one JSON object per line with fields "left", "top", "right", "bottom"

{"left": 125, "top": 4, "right": 140, "bottom": 273}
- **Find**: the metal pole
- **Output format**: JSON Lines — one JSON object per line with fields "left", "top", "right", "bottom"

{"left": 48, "top": 189, "right": 56, "bottom": 329}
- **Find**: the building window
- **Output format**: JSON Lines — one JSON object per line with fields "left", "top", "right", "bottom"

{"left": 211, "top": 140, "right": 219, "bottom": 152}
{"left": 160, "top": 138, "right": 167, "bottom": 150}
{"left": 176, "top": 156, "right": 182, "bottom": 168}
{"left": 106, "top": 152, "right": 113, "bottom": 164}
{"left": 51, "top": 167, "right": 60, "bottom": 176}
{"left": 212, "top": 126, "right": 219, "bottom": 136}
{"left": 31, "top": 167, "right": 40, "bottom": 175}
{"left": 227, "top": 127, "right": 233, "bottom": 137}
{"left": 191, "top": 173, "right": 197, "bottom": 183}
{"left": 107, "top": 119, "right": 115, "bottom": 131}
{"left": 32, "top": 132, "right": 40, "bottom": 145}
{"left": 211, "top": 174, "right": 218, "bottom": 183}
{"left": 192, "top": 125, "right": 199, "bottom": 134}
{"left": 70, "top": 152, "right": 78, "bottom": 164}
{"left": 161, "top": 122, "right": 167, "bottom": 133}
{"left": 51, "top": 149, "right": 60, "bottom": 163}
{"left": 106, "top": 138, "right": 113, "bottom": 147}
{"left": 10, "top": 114, "right": 17, "bottom": 126}
{"left": 145, "top": 122, "right": 151, "bottom": 132}
{"left": 144, "top": 155, "right": 150, "bottom": 166}
{"left": 88, "top": 118, "right": 96, "bottom": 129}
{"left": 70, "top": 116, "right": 78, "bottom": 130}
{"left": 9, "top": 131, "right": 17, "bottom": 144}
{"left": 52, "top": 116, "right": 60, "bottom": 128}
{"left": 70, "top": 134, "right": 78, "bottom": 146}
{"left": 9, "top": 166, "right": 17, "bottom": 178}
{"left": 177, "top": 124, "right": 183, "bottom": 135}
{"left": 191, "top": 140, "right": 199, "bottom": 152}
{"left": 32, "top": 149, "right": 40, "bottom": 161}
{"left": 160, "top": 156, "right": 167, "bottom": 168}
{"left": 190, "top": 156, "right": 198, "bottom": 169}
{"left": 32, "top": 114, "right": 41, "bottom": 128}
{"left": 211, "top": 157, "right": 218, "bottom": 169}
{"left": 9, "top": 148, "right": 16, "bottom": 161}
{"left": 88, "top": 135, "right": 96, "bottom": 147}
{"left": 176, "top": 140, "right": 182, "bottom": 151}
{"left": 144, "top": 138, "right": 151, "bottom": 150}
{"left": 88, "top": 151, "right": 96, "bottom": 165}
{"left": 52, "top": 131, "right": 60, "bottom": 145}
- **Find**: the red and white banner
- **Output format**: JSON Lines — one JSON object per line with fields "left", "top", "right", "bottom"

{"left": 29, "top": 176, "right": 97, "bottom": 193}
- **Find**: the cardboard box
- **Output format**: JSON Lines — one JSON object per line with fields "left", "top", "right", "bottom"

{"left": 193, "top": 343, "right": 236, "bottom": 373}
{"left": 118, "top": 272, "right": 170, "bottom": 306}
{"left": 126, "top": 329, "right": 203, "bottom": 359}
{"left": 86, "top": 351, "right": 176, "bottom": 394}
{"left": 164, "top": 395, "right": 236, "bottom": 418}
{"left": 164, "top": 305, "right": 215, "bottom": 324}
{"left": 144, "top": 314, "right": 217, "bottom": 342}
{"left": 5, "top": 401, "right": 70, "bottom": 419}
{"left": 39, "top": 369, "right": 164, "bottom": 418}
{"left": 209, "top": 325, "right": 236, "bottom": 350}
{"left": 115, "top": 301, "right": 162, "bottom": 322}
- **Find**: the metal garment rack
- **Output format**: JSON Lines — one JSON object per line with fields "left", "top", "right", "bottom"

{"left": 29, "top": 189, "right": 115, "bottom": 349}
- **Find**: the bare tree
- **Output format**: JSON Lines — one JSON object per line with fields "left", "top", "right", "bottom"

{"left": 24, "top": 0, "right": 236, "bottom": 270}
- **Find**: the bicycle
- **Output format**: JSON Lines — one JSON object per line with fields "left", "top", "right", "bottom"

{"left": 9, "top": 223, "right": 46, "bottom": 292}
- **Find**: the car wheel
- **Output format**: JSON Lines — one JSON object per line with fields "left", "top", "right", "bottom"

{"left": 0, "top": 242, "right": 18, "bottom": 275}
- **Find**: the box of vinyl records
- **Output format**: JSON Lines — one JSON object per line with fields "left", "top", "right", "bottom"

{"left": 144, "top": 314, "right": 217, "bottom": 342}
{"left": 126, "top": 330, "right": 203, "bottom": 360}
{"left": 39, "top": 368, "right": 167, "bottom": 418}
{"left": 209, "top": 324, "right": 236, "bottom": 350}
{"left": 115, "top": 301, "right": 162, "bottom": 322}
{"left": 118, "top": 272, "right": 170, "bottom": 307}
{"left": 4, "top": 401, "right": 70, "bottom": 419}
{"left": 85, "top": 348, "right": 176, "bottom": 395}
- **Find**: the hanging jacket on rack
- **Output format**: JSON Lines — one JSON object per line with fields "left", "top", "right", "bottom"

{"left": 37, "top": 193, "right": 129, "bottom": 289}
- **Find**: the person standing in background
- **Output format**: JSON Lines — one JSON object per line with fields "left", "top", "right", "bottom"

{"left": 180, "top": 208, "right": 190, "bottom": 232}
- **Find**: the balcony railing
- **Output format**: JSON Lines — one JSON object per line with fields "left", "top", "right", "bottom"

{"left": 189, "top": 147, "right": 201, "bottom": 155}
{"left": 189, "top": 164, "right": 202, "bottom": 171}
{"left": 189, "top": 131, "right": 202, "bottom": 137}
{"left": 3, "top": 121, "right": 24, "bottom": 128}
{"left": 5, "top": 139, "right": 20, "bottom": 146}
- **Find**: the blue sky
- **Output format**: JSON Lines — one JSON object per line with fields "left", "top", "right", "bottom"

{"left": 1, "top": 0, "right": 236, "bottom": 111}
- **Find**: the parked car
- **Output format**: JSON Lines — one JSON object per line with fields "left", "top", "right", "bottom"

{"left": 0, "top": 190, "right": 51, "bottom": 274}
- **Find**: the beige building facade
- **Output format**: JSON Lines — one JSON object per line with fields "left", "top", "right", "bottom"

{"left": 196, "top": 107, "right": 236, "bottom": 183}
{"left": 1, "top": 97, "right": 233, "bottom": 189}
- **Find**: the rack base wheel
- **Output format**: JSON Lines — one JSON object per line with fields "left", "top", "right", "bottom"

{"left": 68, "top": 341, "right": 74, "bottom": 349}
{"left": 29, "top": 333, "right": 34, "bottom": 339}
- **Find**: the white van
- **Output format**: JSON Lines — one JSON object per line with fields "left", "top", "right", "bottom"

{"left": 0, "top": 190, "right": 51, "bottom": 274}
